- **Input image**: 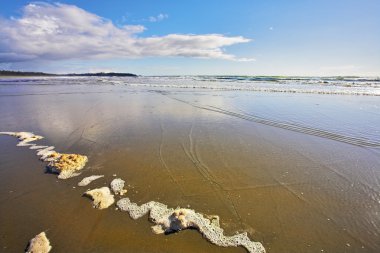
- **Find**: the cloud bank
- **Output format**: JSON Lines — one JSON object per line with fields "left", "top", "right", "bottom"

{"left": 0, "top": 3, "right": 253, "bottom": 63}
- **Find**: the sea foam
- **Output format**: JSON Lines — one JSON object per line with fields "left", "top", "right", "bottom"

{"left": 1, "top": 131, "right": 266, "bottom": 252}
{"left": 0, "top": 132, "right": 88, "bottom": 179}
{"left": 25, "top": 232, "right": 52, "bottom": 253}
{"left": 117, "top": 198, "right": 265, "bottom": 253}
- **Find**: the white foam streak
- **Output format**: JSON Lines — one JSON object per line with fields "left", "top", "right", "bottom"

{"left": 29, "top": 145, "right": 49, "bottom": 150}
{"left": 117, "top": 198, "right": 265, "bottom": 253}
{"left": 0, "top": 131, "right": 87, "bottom": 179}
{"left": 78, "top": 175, "right": 104, "bottom": 187}
{"left": 1, "top": 131, "right": 266, "bottom": 252}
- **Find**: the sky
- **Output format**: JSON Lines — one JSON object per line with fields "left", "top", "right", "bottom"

{"left": 0, "top": 0, "right": 379, "bottom": 76}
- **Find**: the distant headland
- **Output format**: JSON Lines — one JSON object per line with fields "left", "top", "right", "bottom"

{"left": 0, "top": 70, "right": 138, "bottom": 77}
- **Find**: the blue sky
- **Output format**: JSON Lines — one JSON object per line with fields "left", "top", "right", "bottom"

{"left": 0, "top": 0, "right": 379, "bottom": 76}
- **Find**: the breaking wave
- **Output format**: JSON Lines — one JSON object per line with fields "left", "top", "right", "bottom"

{"left": 1, "top": 75, "right": 379, "bottom": 96}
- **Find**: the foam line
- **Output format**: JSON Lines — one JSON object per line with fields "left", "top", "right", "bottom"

{"left": 117, "top": 198, "right": 265, "bottom": 253}
{"left": 1, "top": 131, "right": 266, "bottom": 252}
{"left": 0, "top": 132, "right": 88, "bottom": 179}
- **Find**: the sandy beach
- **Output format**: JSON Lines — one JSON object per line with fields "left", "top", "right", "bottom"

{"left": 0, "top": 77, "right": 379, "bottom": 253}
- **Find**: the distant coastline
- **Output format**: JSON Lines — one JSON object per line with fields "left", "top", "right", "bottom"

{"left": 0, "top": 70, "right": 138, "bottom": 77}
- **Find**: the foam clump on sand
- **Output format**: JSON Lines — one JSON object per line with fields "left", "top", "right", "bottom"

{"left": 25, "top": 231, "right": 52, "bottom": 253}
{"left": 84, "top": 187, "right": 115, "bottom": 209}
{"left": 78, "top": 175, "right": 104, "bottom": 186}
{"left": 47, "top": 153, "right": 88, "bottom": 179}
{"left": 117, "top": 198, "right": 265, "bottom": 253}
{"left": 110, "top": 178, "right": 127, "bottom": 195}
{"left": 0, "top": 131, "right": 88, "bottom": 179}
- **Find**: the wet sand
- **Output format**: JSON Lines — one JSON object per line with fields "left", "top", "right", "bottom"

{"left": 0, "top": 80, "right": 379, "bottom": 252}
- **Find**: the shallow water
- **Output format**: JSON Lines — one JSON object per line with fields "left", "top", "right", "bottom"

{"left": 0, "top": 77, "right": 379, "bottom": 253}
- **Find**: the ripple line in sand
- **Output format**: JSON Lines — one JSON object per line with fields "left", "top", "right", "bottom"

{"left": 163, "top": 94, "right": 380, "bottom": 148}
{"left": 181, "top": 122, "right": 244, "bottom": 226}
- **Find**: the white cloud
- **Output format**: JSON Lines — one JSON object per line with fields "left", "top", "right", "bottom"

{"left": 0, "top": 3, "right": 253, "bottom": 63}
{"left": 148, "top": 13, "right": 168, "bottom": 22}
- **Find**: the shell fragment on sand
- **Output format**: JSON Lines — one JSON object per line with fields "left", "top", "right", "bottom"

{"left": 84, "top": 187, "right": 115, "bottom": 209}
{"left": 117, "top": 198, "right": 265, "bottom": 253}
{"left": 25, "top": 232, "right": 52, "bottom": 253}
{"left": 110, "top": 178, "right": 127, "bottom": 195}
{"left": 78, "top": 175, "right": 104, "bottom": 187}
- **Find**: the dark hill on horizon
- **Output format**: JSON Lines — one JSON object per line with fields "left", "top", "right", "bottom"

{"left": 0, "top": 70, "right": 137, "bottom": 77}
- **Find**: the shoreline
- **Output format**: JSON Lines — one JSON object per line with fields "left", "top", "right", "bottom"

{"left": 0, "top": 80, "right": 379, "bottom": 252}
